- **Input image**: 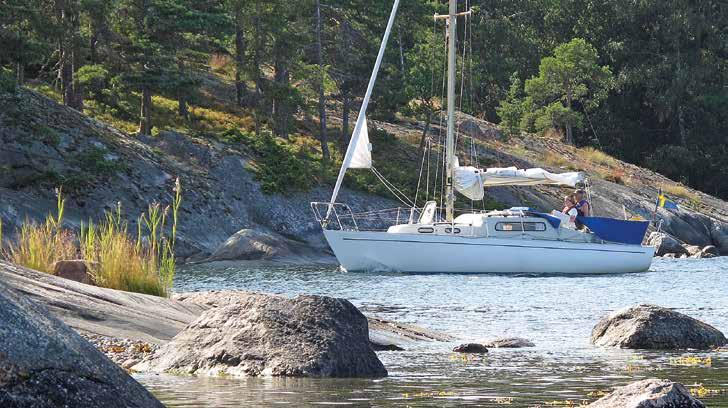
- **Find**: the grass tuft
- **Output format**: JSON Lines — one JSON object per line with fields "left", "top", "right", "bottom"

{"left": 660, "top": 183, "right": 699, "bottom": 206}
{"left": 4, "top": 183, "right": 182, "bottom": 297}
{"left": 580, "top": 147, "right": 617, "bottom": 167}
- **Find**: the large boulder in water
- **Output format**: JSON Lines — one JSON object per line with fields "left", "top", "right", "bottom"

{"left": 646, "top": 232, "right": 687, "bottom": 257}
{"left": 136, "top": 292, "right": 387, "bottom": 378}
{"left": 591, "top": 304, "right": 727, "bottom": 349}
{"left": 588, "top": 378, "right": 704, "bottom": 408}
{"left": 206, "top": 229, "right": 289, "bottom": 261}
{"left": 0, "top": 281, "right": 163, "bottom": 408}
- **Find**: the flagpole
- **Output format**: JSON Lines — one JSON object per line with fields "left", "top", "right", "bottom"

{"left": 651, "top": 187, "right": 661, "bottom": 226}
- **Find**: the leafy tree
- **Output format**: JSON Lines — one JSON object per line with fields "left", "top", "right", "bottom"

{"left": 523, "top": 38, "right": 613, "bottom": 144}
{"left": 496, "top": 73, "right": 525, "bottom": 138}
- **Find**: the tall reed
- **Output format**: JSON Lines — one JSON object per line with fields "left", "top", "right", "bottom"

{"left": 80, "top": 178, "right": 182, "bottom": 297}
{"left": 4, "top": 182, "right": 182, "bottom": 298}
{"left": 7, "top": 189, "right": 76, "bottom": 273}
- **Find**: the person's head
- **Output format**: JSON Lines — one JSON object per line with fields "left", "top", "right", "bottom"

{"left": 564, "top": 195, "right": 575, "bottom": 206}
{"left": 575, "top": 189, "right": 586, "bottom": 201}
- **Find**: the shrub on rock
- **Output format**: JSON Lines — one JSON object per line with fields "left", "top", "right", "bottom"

{"left": 591, "top": 304, "right": 727, "bottom": 349}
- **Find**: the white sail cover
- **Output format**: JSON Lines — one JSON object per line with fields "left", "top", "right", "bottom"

{"left": 348, "top": 115, "right": 372, "bottom": 169}
{"left": 454, "top": 160, "right": 584, "bottom": 200}
{"left": 453, "top": 160, "right": 485, "bottom": 200}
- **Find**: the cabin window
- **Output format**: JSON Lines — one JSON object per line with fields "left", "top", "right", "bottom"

{"left": 445, "top": 228, "right": 461, "bottom": 234}
{"left": 418, "top": 227, "right": 434, "bottom": 233}
{"left": 495, "top": 222, "right": 546, "bottom": 232}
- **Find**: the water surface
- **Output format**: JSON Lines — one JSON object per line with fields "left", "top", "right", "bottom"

{"left": 140, "top": 258, "right": 728, "bottom": 407}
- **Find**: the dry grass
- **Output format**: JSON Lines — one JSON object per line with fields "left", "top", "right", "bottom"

{"left": 661, "top": 183, "right": 699, "bottom": 203}
{"left": 580, "top": 147, "right": 617, "bottom": 167}
{"left": 542, "top": 151, "right": 569, "bottom": 168}
{"left": 601, "top": 168, "right": 629, "bottom": 185}
{"left": 4, "top": 183, "right": 181, "bottom": 297}
{"left": 81, "top": 180, "right": 181, "bottom": 296}
{"left": 6, "top": 192, "right": 76, "bottom": 273}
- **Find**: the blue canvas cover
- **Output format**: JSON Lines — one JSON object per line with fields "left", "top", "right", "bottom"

{"left": 530, "top": 212, "right": 562, "bottom": 229}
{"left": 576, "top": 216, "right": 649, "bottom": 245}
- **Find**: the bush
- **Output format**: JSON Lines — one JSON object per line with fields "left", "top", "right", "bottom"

{"left": 0, "top": 67, "right": 16, "bottom": 94}
{"left": 254, "top": 133, "right": 316, "bottom": 194}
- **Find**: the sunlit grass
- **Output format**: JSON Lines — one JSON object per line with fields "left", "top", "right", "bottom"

{"left": 580, "top": 147, "right": 617, "bottom": 168}
{"left": 7, "top": 191, "right": 76, "bottom": 273}
{"left": 542, "top": 151, "right": 569, "bottom": 168}
{"left": 660, "top": 183, "right": 697, "bottom": 200}
{"left": 81, "top": 179, "right": 181, "bottom": 296}
{"left": 3, "top": 182, "right": 182, "bottom": 297}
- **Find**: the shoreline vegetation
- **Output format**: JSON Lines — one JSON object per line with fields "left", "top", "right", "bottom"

{"left": 0, "top": 180, "right": 182, "bottom": 297}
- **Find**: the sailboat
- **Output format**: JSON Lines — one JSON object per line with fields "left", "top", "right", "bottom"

{"left": 312, "top": 0, "right": 655, "bottom": 274}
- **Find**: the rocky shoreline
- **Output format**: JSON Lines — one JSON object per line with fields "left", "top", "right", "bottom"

{"left": 3, "top": 260, "right": 727, "bottom": 407}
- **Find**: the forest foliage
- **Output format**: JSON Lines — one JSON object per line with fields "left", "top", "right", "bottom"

{"left": 1, "top": 0, "right": 727, "bottom": 197}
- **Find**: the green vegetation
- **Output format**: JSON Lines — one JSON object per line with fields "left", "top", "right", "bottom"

{"left": 1, "top": 0, "right": 728, "bottom": 199}
{"left": 6, "top": 192, "right": 75, "bottom": 274}
{"left": 2, "top": 184, "right": 181, "bottom": 297}
{"left": 499, "top": 39, "right": 614, "bottom": 144}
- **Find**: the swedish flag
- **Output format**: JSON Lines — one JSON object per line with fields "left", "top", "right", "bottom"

{"left": 657, "top": 194, "right": 679, "bottom": 210}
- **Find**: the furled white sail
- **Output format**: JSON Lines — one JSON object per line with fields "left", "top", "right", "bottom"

{"left": 454, "top": 160, "right": 584, "bottom": 200}
{"left": 452, "top": 159, "right": 484, "bottom": 200}
{"left": 348, "top": 115, "right": 372, "bottom": 169}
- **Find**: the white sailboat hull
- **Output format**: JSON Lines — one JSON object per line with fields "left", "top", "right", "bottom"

{"left": 323, "top": 230, "right": 655, "bottom": 274}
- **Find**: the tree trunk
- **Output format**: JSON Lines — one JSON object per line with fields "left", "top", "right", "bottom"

{"left": 678, "top": 104, "right": 687, "bottom": 146}
{"left": 340, "top": 20, "right": 352, "bottom": 147}
{"left": 564, "top": 88, "right": 573, "bottom": 145}
{"left": 71, "top": 37, "right": 83, "bottom": 112}
{"left": 315, "top": 0, "right": 330, "bottom": 161}
{"left": 253, "top": 2, "right": 263, "bottom": 137}
{"left": 177, "top": 58, "right": 189, "bottom": 120}
{"left": 398, "top": 27, "right": 405, "bottom": 80}
{"left": 234, "top": 14, "right": 246, "bottom": 107}
{"left": 418, "top": 111, "right": 432, "bottom": 152}
{"left": 342, "top": 88, "right": 350, "bottom": 145}
{"left": 16, "top": 62, "right": 24, "bottom": 85}
{"left": 138, "top": 87, "right": 152, "bottom": 135}
{"left": 273, "top": 52, "right": 289, "bottom": 140}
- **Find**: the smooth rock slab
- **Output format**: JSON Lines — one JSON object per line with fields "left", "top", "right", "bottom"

{"left": 591, "top": 304, "right": 727, "bottom": 349}
{"left": 588, "top": 378, "right": 705, "bottom": 408}
{"left": 136, "top": 292, "right": 387, "bottom": 378}
{"left": 0, "top": 281, "right": 163, "bottom": 408}
{"left": 483, "top": 337, "right": 535, "bottom": 348}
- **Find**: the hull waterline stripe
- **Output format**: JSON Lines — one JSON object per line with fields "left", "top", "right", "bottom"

{"left": 339, "top": 237, "right": 649, "bottom": 254}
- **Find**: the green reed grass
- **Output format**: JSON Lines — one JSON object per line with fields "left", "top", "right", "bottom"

{"left": 6, "top": 190, "right": 76, "bottom": 273}
{"left": 81, "top": 178, "right": 182, "bottom": 297}
{"left": 4, "top": 182, "right": 182, "bottom": 297}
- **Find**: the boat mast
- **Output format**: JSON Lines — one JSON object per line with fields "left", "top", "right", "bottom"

{"left": 445, "top": 0, "right": 457, "bottom": 222}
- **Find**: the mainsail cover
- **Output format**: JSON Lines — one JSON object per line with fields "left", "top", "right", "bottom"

{"left": 454, "top": 160, "right": 585, "bottom": 200}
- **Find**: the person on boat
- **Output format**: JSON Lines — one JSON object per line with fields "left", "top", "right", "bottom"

{"left": 556, "top": 194, "right": 578, "bottom": 228}
{"left": 574, "top": 190, "right": 591, "bottom": 217}
{"left": 562, "top": 194, "right": 576, "bottom": 214}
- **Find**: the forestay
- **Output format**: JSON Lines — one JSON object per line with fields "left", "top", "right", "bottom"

{"left": 454, "top": 159, "right": 584, "bottom": 200}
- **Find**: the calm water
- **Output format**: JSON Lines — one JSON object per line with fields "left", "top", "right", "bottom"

{"left": 139, "top": 258, "right": 728, "bottom": 407}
